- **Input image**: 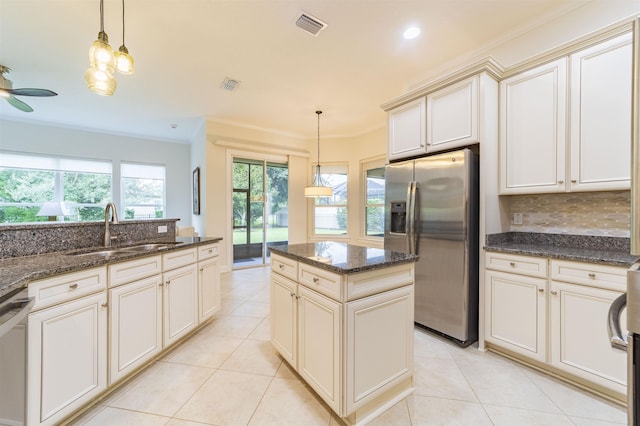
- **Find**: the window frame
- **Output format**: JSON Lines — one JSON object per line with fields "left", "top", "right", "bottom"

{"left": 120, "top": 161, "right": 167, "bottom": 220}
{"left": 360, "top": 156, "right": 386, "bottom": 242}
{"left": 310, "top": 162, "right": 349, "bottom": 240}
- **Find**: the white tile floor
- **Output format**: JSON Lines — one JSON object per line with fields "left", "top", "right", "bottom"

{"left": 72, "top": 267, "right": 627, "bottom": 425}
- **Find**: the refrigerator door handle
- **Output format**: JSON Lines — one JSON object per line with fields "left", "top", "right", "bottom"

{"left": 405, "top": 182, "right": 413, "bottom": 253}
{"left": 407, "top": 181, "right": 419, "bottom": 255}
{"left": 608, "top": 292, "right": 628, "bottom": 351}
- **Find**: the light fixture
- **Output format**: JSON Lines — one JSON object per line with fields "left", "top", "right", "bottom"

{"left": 114, "top": 0, "right": 134, "bottom": 75}
{"left": 85, "top": 0, "right": 116, "bottom": 95}
{"left": 37, "top": 201, "right": 74, "bottom": 222}
{"left": 305, "top": 110, "right": 333, "bottom": 198}
{"left": 403, "top": 26, "right": 421, "bottom": 40}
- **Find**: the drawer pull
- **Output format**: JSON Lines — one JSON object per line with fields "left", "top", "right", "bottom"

{"left": 159, "top": 282, "right": 164, "bottom": 287}
{"left": 165, "top": 280, "right": 171, "bottom": 286}
{"left": 200, "top": 267, "right": 204, "bottom": 272}
{"left": 69, "top": 283, "right": 79, "bottom": 290}
{"left": 101, "top": 302, "right": 108, "bottom": 308}
{"left": 278, "top": 264, "right": 284, "bottom": 270}
{"left": 290, "top": 292, "right": 295, "bottom": 297}
{"left": 509, "top": 262, "right": 516, "bottom": 267}
{"left": 313, "top": 277, "right": 320, "bottom": 284}
{"left": 208, "top": 248, "right": 213, "bottom": 254}
{"left": 588, "top": 273, "right": 596, "bottom": 279}
{"left": 538, "top": 288, "right": 544, "bottom": 293}
{"left": 551, "top": 290, "right": 558, "bottom": 295}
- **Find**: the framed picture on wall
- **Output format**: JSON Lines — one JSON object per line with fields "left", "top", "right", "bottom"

{"left": 193, "top": 167, "right": 200, "bottom": 215}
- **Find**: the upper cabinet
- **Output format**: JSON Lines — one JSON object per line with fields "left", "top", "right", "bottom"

{"left": 387, "top": 97, "right": 426, "bottom": 161}
{"left": 500, "top": 32, "right": 632, "bottom": 194}
{"left": 385, "top": 65, "right": 500, "bottom": 162}
{"left": 426, "top": 76, "right": 479, "bottom": 152}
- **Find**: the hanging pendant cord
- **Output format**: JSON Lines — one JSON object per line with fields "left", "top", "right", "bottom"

{"left": 121, "top": 0, "right": 126, "bottom": 45}
{"left": 99, "top": 0, "right": 105, "bottom": 32}
{"left": 316, "top": 110, "right": 322, "bottom": 180}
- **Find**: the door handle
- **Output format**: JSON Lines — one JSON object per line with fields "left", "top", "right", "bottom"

{"left": 608, "top": 293, "right": 628, "bottom": 351}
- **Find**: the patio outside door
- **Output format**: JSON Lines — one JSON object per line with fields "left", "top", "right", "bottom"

{"left": 232, "top": 157, "right": 288, "bottom": 268}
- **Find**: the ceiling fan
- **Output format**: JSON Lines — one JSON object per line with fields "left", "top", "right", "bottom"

{"left": 0, "top": 65, "right": 57, "bottom": 113}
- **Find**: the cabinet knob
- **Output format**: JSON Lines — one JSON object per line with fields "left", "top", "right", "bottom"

{"left": 200, "top": 267, "right": 204, "bottom": 272}
{"left": 278, "top": 264, "right": 284, "bottom": 270}
{"left": 165, "top": 280, "right": 171, "bottom": 286}
{"left": 69, "top": 283, "right": 79, "bottom": 289}
{"left": 588, "top": 273, "right": 596, "bottom": 279}
{"left": 290, "top": 292, "right": 295, "bottom": 297}
{"left": 571, "top": 179, "right": 577, "bottom": 183}
{"left": 101, "top": 302, "right": 108, "bottom": 308}
{"left": 538, "top": 288, "right": 544, "bottom": 293}
{"left": 509, "top": 262, "right": 516, "bottom": 267}
{"left": 558, "top": 180, "right": 564, "bottom": 184}
{"left": 208, "top": 249, "right": 213, "bottom": 254}
{"left": 551, "top": 290, "right": 558, "bottom": 295}
{"left": 159, "top": 282, "right": 164, "bottom": 286}
{"left": 313, "top": 277, "right": 320, "bottom": 284}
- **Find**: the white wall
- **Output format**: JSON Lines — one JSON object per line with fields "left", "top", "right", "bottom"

{"left": 190, "top": 118, "right": 207, "bottom": 234}
{"left": 0, "top": 119, "right": 192, "bottom": 224}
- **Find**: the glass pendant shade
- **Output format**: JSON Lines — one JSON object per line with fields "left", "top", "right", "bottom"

{"left": 115, "top": 45, "right": 134, "bottom": 75}
{"left": 88, "top": 32, "right": 115, "bottom": 74}
{"left": 85, "top": 66, "right": 116, "bottom": 96}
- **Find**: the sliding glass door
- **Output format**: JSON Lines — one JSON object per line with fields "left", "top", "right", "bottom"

{"left": 232, "top": 157, "right": 288, "bottom": 268}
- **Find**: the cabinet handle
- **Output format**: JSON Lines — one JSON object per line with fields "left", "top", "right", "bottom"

{"left": 538, "top": 288, "right": 544, "bottom": 293}
{"left": 551, "top": 290, "right": 558, "bottom": 295}
{"left": 588, "top": 273, "right": 596, "bottom": 279}
{"left": 200, "top": 267, "right": 204, "bottom": 272}
{"left": 571, "top": 179, "right": 577, "bottom": 183}
{"left": 290, "top": 292, "right": 295, "bottom": 297}
{"left": 558, "top": 180, "right": 564, "bottom": 184}
{"left": 208, "top": 248, "right": 213, "bottom": 254}
{"left": 278, "top": 264, "right": 284, "bottom": 270}
{"left": 165, "top": 280, "right": 171, "bottom": 286}
{"left": 69, "top": 283, "right": 79, "bottom": 289}
{"left": 296, "top": 295, "right": 301, "bottom": 300}
{"left": 509, "top": 262, "right": 516, "bottom": 267}
{"left": 313, "top": 277, "right": 320, "bottom": 284}
{"left": 159, "top": 282, "right": 164, "bottom": 286}
{"left": 101, "top": 302, "right": 108, "bottom": 308}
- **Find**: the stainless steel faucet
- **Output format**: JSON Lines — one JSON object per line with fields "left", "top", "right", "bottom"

{"left": 104, "top": 202, "right": 119, "bottom": 247}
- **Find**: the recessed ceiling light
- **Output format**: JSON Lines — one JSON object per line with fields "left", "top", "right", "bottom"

{"left": 170, "top": 123, "right": 178, "bottom": 129}
{"left": 403, "top": 27, "right": 421, "bottom": 40}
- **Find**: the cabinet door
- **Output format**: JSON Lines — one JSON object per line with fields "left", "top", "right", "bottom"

{"left": 270, "top": 272, "right": 297, "bottom": 367}
{"left": 549, "top": 281, "right": 627, "bottom": 395}
{"left": 485, "top": 270, "right": 547, "bottom": 362}
{"left": 163, "top": 264, "right": 198, "bottom": 347}
{"left": 500, "top": 58, "right": 567, "bottom": 194}
{"left": 569, "top": 33, "right": 632, "bottom": 191}
{"left": 198, "top": 258, "right": 220, "bottom": 323}
{"left": 28, "top": 292, "right": 107, "bottom": 426}
{"left": 426, "top": 76, "right": 478, "bottom": 152}
{"left": 298, "top": 286, "right": 341, "bottom": 414}
{"left": 109, "top": 275, "right": 163, "bottom": 384}
{"left": 388, "top": 97, "right": 426, "bottom": 161}
{"left": 346, "top": 285, "right": 414, "bottom": 415}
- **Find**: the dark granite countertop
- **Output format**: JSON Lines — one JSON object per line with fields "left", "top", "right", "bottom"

{"left": 269, "top": 241, "right": 418, "bottom": 274}
{"left": 0, "top": 236, "right": 222, "bottom": 301}
{"left": 484, "top": 232, "right": 639, "bottom": 267}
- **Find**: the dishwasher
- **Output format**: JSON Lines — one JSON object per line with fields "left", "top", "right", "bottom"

{"left": 0, "top": 287, "right": 35, "bottom": 426}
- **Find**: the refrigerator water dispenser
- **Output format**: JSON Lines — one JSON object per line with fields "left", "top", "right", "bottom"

{"left": 390, "top": 201, "right": 407, "bottom": 233}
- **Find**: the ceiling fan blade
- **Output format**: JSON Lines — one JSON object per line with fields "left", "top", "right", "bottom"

{"left": 6, "top": 95, "right": 33, "bottom": 112}
{"left": 9, "top": 88, "right": 57, "bottom": 97}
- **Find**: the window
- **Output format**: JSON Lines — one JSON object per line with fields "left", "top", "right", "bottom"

{"left": 0, "top": 152, "right": 111, "bottom": 223}
{"left": 364, "top": 163, "right": 385, "bottom": 237}
{"left": 121, "top": 162, "right": 166, "bottom": 219}
{"left": 313, "top": 164, "right": 348, "bottom": 235}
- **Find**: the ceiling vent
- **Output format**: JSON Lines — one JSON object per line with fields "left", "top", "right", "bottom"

{"left": 295, "top": 11, "right": 327, "bottom": 36}
{"left": 220, "top": 77, "right": 240, "bottom": 91}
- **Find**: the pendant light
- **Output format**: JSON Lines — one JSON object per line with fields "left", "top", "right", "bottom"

{"left": 114, "top": 0, "right": 135, "bottom": 75}
{"left": 305, "top": 110, "right": 333, "bottom": 198}
{"left": 85, "top": 0, "right": 116, "bottom": 95}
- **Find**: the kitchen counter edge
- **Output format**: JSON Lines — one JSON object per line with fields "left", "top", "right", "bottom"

{"left": 483, "top": 243, "right": 639, "bottom": 267}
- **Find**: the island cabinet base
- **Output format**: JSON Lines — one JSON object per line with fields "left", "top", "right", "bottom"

{"left": 270, "top": 250, "right": 416, "bottom": 425}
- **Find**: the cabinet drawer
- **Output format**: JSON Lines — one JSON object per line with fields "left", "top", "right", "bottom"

{"left": 485, "top": 252, "right": 548, "bottom": 278}
{"left": 299, "top": 263, "right": 342, "bottom": 301}
{"left": 198, "top": 243, "right": 219, "bottom": 261}
{"left": 346, "top": 263, "right": 414, "bottom": 301}
{"left": 271, "top": 254, "right": 298, "bottom": 282}
{"left": 109, "top": 255, "right": 162, "bottom": 288}
{"left": 163, "top": 248, "right": 197, "bottom": 270}
{"left": 550, "top": 260, "right": 626, "bottom": 291}
{"left": 29, "top": 267, "right": 107, "bottom": 311}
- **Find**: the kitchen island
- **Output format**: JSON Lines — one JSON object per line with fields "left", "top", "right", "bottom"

{"left": 269, "top": 242, "right": 418, "bottom": 425}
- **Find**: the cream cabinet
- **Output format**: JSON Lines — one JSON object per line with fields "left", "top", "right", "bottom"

{"left": 484, "top": 252, "right": 628, "bottom": 398}
{"left": 197, "top": 243, "right": 220, "bottom": 323}
{"left": 162, "top": 263, "right": 198, "bottom": 347}
{"left": 387, "top": 97, "right": 426, "bottom": 161}
{"left": 500, "top": 33, "right": 632, "bottom": 194}
{"left": 426, "top": 75, "right": 478, "bottom": 153}
{"left": 27, "top": 275, "right": 107, "bottom": 426}
{"left": 549, "top": 260, "right": 627, "bottom": 395}
{"left": 484, "top": 255, "right": 547, "bottom": 362}
{"left": 109, "top": 274, "right": 163, "bottom": 384}
{"left": 269, "top": 253, "right": 414, "bottom": 424}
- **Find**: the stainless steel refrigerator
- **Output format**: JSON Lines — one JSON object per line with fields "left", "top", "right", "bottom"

{"left": 384, "top": 148, "right": 479, "bottom": 346}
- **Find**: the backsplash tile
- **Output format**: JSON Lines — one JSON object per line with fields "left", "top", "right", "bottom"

{"left": 0, "top": 219, "right": 178, "bottom": 259}
{"left": 508, "top": 191, "right": 630, "bottom": 237}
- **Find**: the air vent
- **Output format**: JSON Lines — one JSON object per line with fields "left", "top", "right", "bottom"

{"left": 295, "top": 11, "right": 327, "bottom": 36}
{"left": 220, "top": 77, "right": 240, "bottom": 91}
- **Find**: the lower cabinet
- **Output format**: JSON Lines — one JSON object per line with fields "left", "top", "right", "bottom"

{"left": 109, "top": 274, "right": 163, "bottom": 384}
{"left": 270, "top": 272, "right": 297, "bottom": 366}
{"left": 484, "top": 252, "right": 628, "bottom": 398}
{"left": 27, "top": 292, "right": 108, "bottom": 426}
{"left": 198, "top": 257, "right": 220, "bottom": 323}
{"left": 163, "top": 263, "right": 199, "bottom": 348}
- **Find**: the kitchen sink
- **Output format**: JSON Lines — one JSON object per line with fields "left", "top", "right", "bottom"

{"left": 66, "top": 242, "right": 182, "bottom": 256}
{"left": 117, "top": 243, "right": 181, "bottom": 252}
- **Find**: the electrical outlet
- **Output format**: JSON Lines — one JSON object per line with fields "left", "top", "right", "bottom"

{"left": 513, "top": 213, "right": 523, "bottom": 225}
{"left": 158, "top": 225, "right": 168, "bottom": 233}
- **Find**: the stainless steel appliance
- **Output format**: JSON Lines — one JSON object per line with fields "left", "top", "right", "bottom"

{"left": 0, "top": 288, "right": 35, "bottom": 426}
{"left": 384, "top": 148, "right": 479, "bottom": 346}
